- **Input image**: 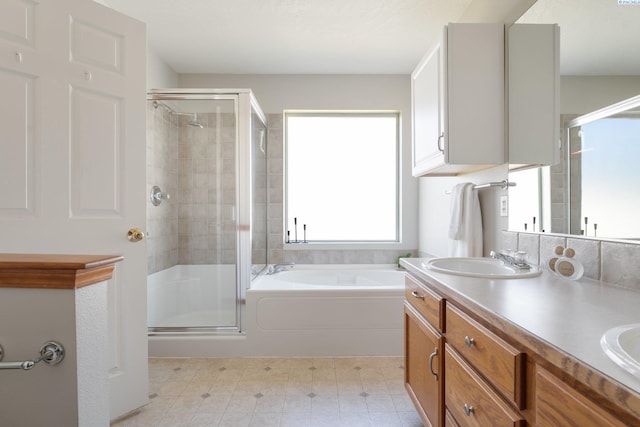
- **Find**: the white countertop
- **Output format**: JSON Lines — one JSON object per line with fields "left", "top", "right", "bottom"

{"left": 401, "top": 257, "right": 640, "bottom": 395}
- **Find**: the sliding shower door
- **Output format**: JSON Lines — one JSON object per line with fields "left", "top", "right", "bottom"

{"left": 147, "top": 90, "right": 266, "bottom": 333}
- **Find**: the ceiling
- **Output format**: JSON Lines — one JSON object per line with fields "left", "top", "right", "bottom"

{"left": 102, "top": 0, "right": 471, "bottom": 74}
{"left": 518, "top": 0, "right": 640, "bottom": 75}
{"left": 102, "top": 0, "right": 640, "bottom": 76}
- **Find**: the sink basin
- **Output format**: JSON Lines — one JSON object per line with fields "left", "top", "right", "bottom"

{"left": 601, "top": 324, "right": 640, "bottom": 378}
{"left": 423, "top": 257, "right": 541, "bottom": 279}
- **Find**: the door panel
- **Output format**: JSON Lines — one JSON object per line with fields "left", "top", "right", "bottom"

{"left": 0, "top": 0, "right": 147, "bottom": 420}
{"left": 0, "top": 69, "right": 36, "bottom": 214}
{"left": 70, "top": 87, "right": 122, "bottom": 216}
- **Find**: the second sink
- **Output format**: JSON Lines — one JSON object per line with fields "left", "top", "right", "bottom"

{"left": 423, "top": 257, "right": 541, "bottom": 279}
{"left": 601, "top": 324, "right": 640, "bottom": 378}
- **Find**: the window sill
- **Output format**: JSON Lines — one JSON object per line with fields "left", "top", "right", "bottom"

{"left": 283, "top": 242, "right": 409, "bottom": 251}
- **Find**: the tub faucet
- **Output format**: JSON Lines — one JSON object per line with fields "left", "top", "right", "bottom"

{"left": 490, "top": 250, "right": 531, "bottom": 270}
{"left": 267, "top": 262, "right": 295, "bottom": 275}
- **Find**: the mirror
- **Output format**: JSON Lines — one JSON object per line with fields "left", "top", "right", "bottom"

{"left": 510, "top": 95, "right": 640, "bottom": 239}
{"left": 507, "top": 0, "right": 640, "bottom": 240}
{"left": 566, "top": 96, "right": 640, "bottom": 239}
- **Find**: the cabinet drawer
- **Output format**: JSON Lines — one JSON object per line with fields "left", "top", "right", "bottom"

{"left": 446, "top": 303, "right": 525, "bottom": 408}
{"left": 445, "top": 345, "right": 524, "bottom": 427}
{"left": 445, "top": 409, "right": 461, "bottom": 427}
{"left": 405, "top": 275, "right": 443, "bottom": 330}
{"left": 536, "top": 368, "right": 627, "bottom": 427}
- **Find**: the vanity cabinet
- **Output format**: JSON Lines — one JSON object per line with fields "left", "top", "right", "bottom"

{"left": 535, "top": 368, "right": 627, "bottom": 427}
{"left": 444, "top": 303, "right": 525, "bottom": 427}
{"left": 508, "top": 24, "right": 560, "bottom": 169}
{"left": 404, "top": 275, "right": 444, "bottom": 427}
{"left": 411, "top": 23, "right": 505, "bottom": 177}
{"left": 446, "top": 303, "right": 525, "bottom": 409}
{"left": 445, "top": 345, "right": 524, "bottom": 426}
{"left": 403, "top": 268, "right": 637, "bottom": 426}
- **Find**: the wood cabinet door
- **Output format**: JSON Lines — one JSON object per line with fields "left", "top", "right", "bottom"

{"left": 536, "top": 368, "right": 627, "bottom": 427}
{"left": 405, "top": 303, "right": 444, "bottom": 427}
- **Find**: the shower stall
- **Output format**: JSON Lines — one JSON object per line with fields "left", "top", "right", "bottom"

{"left": 146, "top": 89, "right": 268, "bottom": 334}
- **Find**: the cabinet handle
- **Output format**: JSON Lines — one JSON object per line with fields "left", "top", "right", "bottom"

{"left": 464, "top": 336, "right": 476, "bottom": 348}
{"left": 437, "top": 132, "right": 444, "bottom": 153}
{"left": 410, "top": 290, "right": 425, "bottom": 300}
{"left": 463, "top": 403, "right": 475, "bottom": 416}
{"left": 428, "top": 348, "right": 439, "bottom": 381}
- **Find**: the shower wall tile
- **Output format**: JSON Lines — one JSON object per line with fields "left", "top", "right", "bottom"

{"left": 538, "top": 234, "right": 566, "bottom": 270}
{"left": 509, "top": 231, "right": 640, "bottom": 292}
{"left": 147, "top": 102, "right": 179, "bottom": 274}
{"left": 517, "top": 232, "right": 540, "bottom": 266}
{"left": 149, "top": 108, "right": 417, "bottom": 273}
{"left": 178, "top": 112, "right": 237, "bottom": 265}
{"left": 601, "top": 241, "right": 640, "bottom": 291}
{"left": 501, "top": 231, "right": 518, "bottom": 252}
{"left": 149, "top": 109, "right": 240, "bottom": 270}
{"left": 566, "top": 237, "right": 600, "bottom": 280}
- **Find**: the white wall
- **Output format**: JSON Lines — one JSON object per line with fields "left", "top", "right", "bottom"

{"left": 560, "top": 76, "right": 640, "bottom": 114}
{"left": 147, "top": 47, "right": 178, "bottom": 89}
{"left": 178, "top": 74, "right": 409, "bottom": 114}
{"left": 419, "top": 165, "right": 509, "bottom": 257}
{"left": 178, "top": 74, "right": 419, "bottom": 251}
{"left": 0, "top": 285, "right": 110, "bottom": 427}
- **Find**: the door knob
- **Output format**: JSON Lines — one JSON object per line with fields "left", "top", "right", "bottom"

{"left": 127, "top": 228, "right": 144, "bottom": 242}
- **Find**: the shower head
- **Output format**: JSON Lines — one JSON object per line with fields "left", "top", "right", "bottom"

{"left": 189, "top": 113, "right": 204, "bottom": 128}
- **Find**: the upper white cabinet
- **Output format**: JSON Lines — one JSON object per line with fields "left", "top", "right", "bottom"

{"left": 411, "top": 23, "right": 505, "bottom": 177}
{"left": 508, "top": 24, "right": 560, "bottom": 169}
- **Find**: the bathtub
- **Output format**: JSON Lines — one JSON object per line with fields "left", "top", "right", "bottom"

{"left": 244, "top": 264, "right": 406, "bottom": 357}
{"left": 148, "top": 264, "right": 406, "bottom": 357}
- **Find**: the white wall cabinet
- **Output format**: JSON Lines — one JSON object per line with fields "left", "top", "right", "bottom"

{"left": 411, "top": 23, "right": 505, "bottom": 177}
{"left": 508, "top": 24, "right": 560, "bottom": 169}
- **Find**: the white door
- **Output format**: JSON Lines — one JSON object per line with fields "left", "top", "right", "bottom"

{"left": 0, "top": 0, "right": 148, "bottom": 420}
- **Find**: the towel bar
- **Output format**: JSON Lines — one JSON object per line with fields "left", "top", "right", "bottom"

{"left": 445, "top": 179, "right": 516, "bottom": 194}
{"left": 0, "top": 341, "right": 65, "bottom": 370}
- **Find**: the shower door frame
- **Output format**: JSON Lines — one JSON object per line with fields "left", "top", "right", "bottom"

{"left": 146, "top": 89, "right": 267, "bottom": 335}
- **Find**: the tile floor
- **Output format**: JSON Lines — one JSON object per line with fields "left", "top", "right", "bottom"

{"left": 111, "top": 357, "right": 424, "bottom": 427}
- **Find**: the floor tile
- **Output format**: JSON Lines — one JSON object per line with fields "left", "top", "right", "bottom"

{"left": 111, "top": 357, "right": 423, "bottom": 427}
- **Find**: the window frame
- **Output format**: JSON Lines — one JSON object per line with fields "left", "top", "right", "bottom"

{"left": 283, "top": 110, "right": 401, "bottom": 246}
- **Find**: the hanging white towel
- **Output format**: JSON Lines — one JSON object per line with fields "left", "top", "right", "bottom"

{"left": 448, "top": 183, "right": 483, "bottom": 257}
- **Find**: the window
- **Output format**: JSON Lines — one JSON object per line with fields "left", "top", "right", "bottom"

{"left": 285, "top": 111, "right": 399, "bottom": 243}
{"left": 507, "top": 166, "right": 551, "bottom": 233}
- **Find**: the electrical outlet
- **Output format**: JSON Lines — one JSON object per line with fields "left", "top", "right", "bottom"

{"left": 500, "top": 196, "right": 508, "bottom": 217}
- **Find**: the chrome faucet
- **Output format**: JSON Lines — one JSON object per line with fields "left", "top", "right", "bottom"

{"left": 490, "top": 250, "right": 531, "bottom": 270}
{"left": 267, "top": 262, "right": 295, "bottom": 275}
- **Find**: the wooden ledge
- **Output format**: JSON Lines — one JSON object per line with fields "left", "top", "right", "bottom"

{"left": 0, "top": 254, "right": 124, "bottom": 289}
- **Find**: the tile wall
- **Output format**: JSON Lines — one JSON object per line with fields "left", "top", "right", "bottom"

{"left": 176, "top": 112, "right": 238, "bottom": 266}
{"left": 146, "top": 106, "right": 238, "bottom": 274}
{"left": 147, "top": 103, "right": 179, "bottom": 274}
{"left": 147, "top": 110, "right": 417, "bottom": 273}
{"left": 503, "top": 231, "right": 640, "bottom": 291}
